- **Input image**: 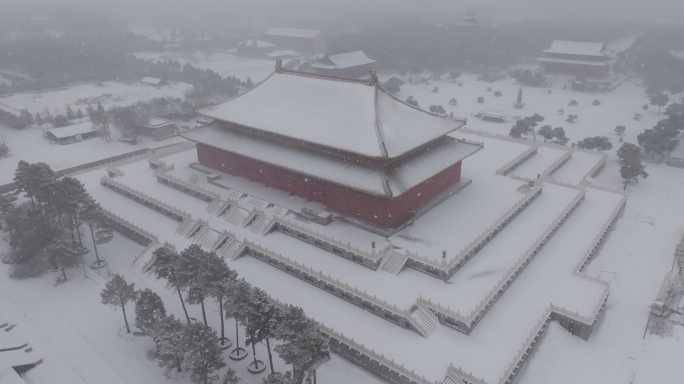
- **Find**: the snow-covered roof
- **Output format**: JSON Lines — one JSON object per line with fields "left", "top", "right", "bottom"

{"left": 239, "top": 40, "right": 276, "bottom": 48}
{"left": 543, "top": 41, "right": 606, "bottom": 57}
{"left": 181, "top": 124, "right": 482, "bottom": 198}
{"left": 480, "top": 109, "right": 505, "bottom": 117}
{"left": 311, "top": 50, "right": 376, "bottom": 70}
{"left": 145, "top": 118, "right": 175, "bottom": 128}
{"left": 141, "top": 77, "right": 162, "bottom": 85}
{"left": 265, "top": 27, "right": 321, "bottom": 39}
{"left": 266, "top": 50, "right": 299, "bottom": 58}
{"left": 46, "top": 124, "right": 99, "bottom": 139}
{"left": 536, "top": 57, "right": 609, "bottom": 66}
{"left": 196, "top": 70, "right": 467, "bottom": 159}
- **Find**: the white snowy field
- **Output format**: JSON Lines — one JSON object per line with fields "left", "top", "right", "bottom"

{"left": 386, "top": 73, "right": 668, "bottom": 155}
{"left": 0, "top": 124, "right": 186, "bottom": 185}
{"left": 132, "top": 51, "right": 286, "bottom": 83}
{"left": 0, "top": 81, "right": 193, "bottom": 116}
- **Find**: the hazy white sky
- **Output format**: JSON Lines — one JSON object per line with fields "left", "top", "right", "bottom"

{"left": 3, "top": 0, "right": 683, "bottom": 28}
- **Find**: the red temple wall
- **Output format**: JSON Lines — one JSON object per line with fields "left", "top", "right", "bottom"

{"left": 197, "top": 144, "right": 462, "bottom": 227}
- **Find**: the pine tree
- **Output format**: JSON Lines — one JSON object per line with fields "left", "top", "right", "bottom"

{"left": 617, "top": 142, "right": 648, "bottom": 190}
{"left": 183, "top": 323, "right": 227, "bottom": 384}
{"left": 150, "top": 315, "right": 186, "bottom": 372}
{"left": 79, "top": 197, "right": 113, "bottom": 265}
{"left": 76, "top": 108, "right": 84, "bottom": 121}
{"left": 245, "top": 287, "right": 281, "bottom": 375}
{"left": 538, "top": 125, "right": 554, "bottom": 142}
{"left": 152, "top": 246, "right": 191, "bottom": 323}
{"left": 205, "top": 252, "right": 238, "bottom": 346}
{"left": 35, "top": 112, "right": 43, "bottom": 127}
{"left": 135, "top": 289, "right": 167, "bottom": 336}
{"left": 57, "top": 177, "right": 90, "bottom": 248}
{"left": 178, "top": 244, "right": 211, "bottom": 326}
{"left": 224, "top": 279, "right": 252, "bottom": 360}
{"left": 553, "top": 127, "right": 569, "bottom": 146}
{"left": 65, "top": 105, "right": 75, "bottom": 121}
{"left": 614, "top": 125, "right": 626, "bottom": 136}
{"left": 47, "top": 235, "right": 72, "bottom": 280}
{"left": 650, "top": 93, "right": 670, "bottom": 114}
{"left": 100, "top": 274, "right": 138, "bottom": 333}
{"left": 221, "top": 368, "right": 242, "bottom": 384}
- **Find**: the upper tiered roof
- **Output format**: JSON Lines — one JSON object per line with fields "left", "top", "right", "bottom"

{"left": 311, "top": 50, "right": 376, "bottom": 70}
{"left": 542, "top": 41, "right": 606, "bottom": 57}
{"left": 196, "top": 69, "right": 466, "bottom": 160}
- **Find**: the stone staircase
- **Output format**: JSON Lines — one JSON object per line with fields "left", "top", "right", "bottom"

{"left": 224, "top": 208, "right": 250, "bottom": 226}
{"left": 250, "top": 216, "right": 271, "bottom": 235}
{"left": 441, "top": 377, "right": 458, "bottom": 384}
{"left": 194, "top": 228, "right": 221, "bottom": 250}
{"left": 410, "top": 306, "right": 439, "bottom": 337}
{"left": 380, "top": 251, "right": 408, "bottom": 275}
{"left": 206, "top": 199, "right": 225, "bottom": 215}
{"left": 228, "top": 189, "right": 246, "bottom": 199}
{"left": 247, "top": 196, "right": 268, "bottom": 207}
{"left": 268, "top": 205, "right": 289, "bottom": 216}
{"left": 176, "top": 219, "right": 196, "bottom": 236}
{"left": 220, "top": 239, "right": 242, "bottom": 259}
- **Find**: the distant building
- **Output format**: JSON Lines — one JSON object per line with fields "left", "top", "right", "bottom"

{"left": 43, "top": 124, "right": 100, "bottom": 144}
{"left": 140, "top": 77, "right": 167, "bottom": 86}
{"left": 477, "top": 109, "right": 506, "bottom": 122}
{"left": 264, "top": 27, "right": 327, "bottom": 53}
{"left": 141, "top": 118, "right": 176, "bottom": 138}
{"left": 182, "top": 64, "right": 482, "bottom": 228}
{"left": 310, "top": 50, "right": 376, "bottom": 78}
{"left": 536, "top": 41, "right": 610, "bottom": 77}
{"left": 237, "top": 40, "right": 276, "bottom": 57}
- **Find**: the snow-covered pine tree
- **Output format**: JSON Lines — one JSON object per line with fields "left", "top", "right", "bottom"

{"left": 150, "top": 315, "right": 186, "bottom": 372}
{"left": 100, "top": 274, "right": 138, "bottom": 333}
{"left": 205, "top": 251, "right": 238, "bottom": 346}
{"left": 178, "top": 244, "right": 211, "bottom": 326}
{"left": 135, "top": 288, "right": 167, "bottom": 336}
{"left": 221, "top": 368, "right": 242, "bottom": 384}
{"left": 65, "top": 105, "right": 75, "bottom": 121}
{"left": 47, "top": 235, "right": 72, "bottom": 280}
{"left": 224, "top": 279, "right": 252, "bottom": 359}
{"left": 244, "top": 287, "right": 281, "bottom": 375}
{"left": 183, "top": 323, "right": 227, "bottom": 384}
{"left": 57, "top": 177, "right": 90, "bottom": 248}
{"left": 617, "top": 142, "right": 648, "bottom": 190}
{"left": 79, "top": 197, "right": 113, "bottom": 266}
{"left": 152, "top": 246, "right": 191, "bottom": 323}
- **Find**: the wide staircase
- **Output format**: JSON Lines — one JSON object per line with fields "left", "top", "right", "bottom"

{"left": 441, "top": 377, "right": 458, "bottom": 384}
{"left": 176, "top": 219, "right": 196, "bottom": 236}
{"left": 194, "top": 228, "right": 221, "bottom": 250}
{"left": 220, "top": 239, "right": 242, "bottom": 259}
{"left": 224, "top": 208, "right": 250, "bottom": 226}
{"left": 410, "top": 306, "right": 439, "bottom": 337}
{"left": 250, "top": 216, "right": 271, "bottom": 235}
{"left": 380, "top": 251, "right": 407, "bottom": 275}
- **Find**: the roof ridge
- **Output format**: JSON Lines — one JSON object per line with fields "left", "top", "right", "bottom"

{"left": 376, "top": 83, "right": 468, "bottom": 123}
{"left": 195, "top": 70, "right": 277, "bottom": 111}
{"left": 373, "top": 86, "right": 390, "bottom": 159}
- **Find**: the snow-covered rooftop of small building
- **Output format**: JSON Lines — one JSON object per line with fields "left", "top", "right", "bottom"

{"left": 265, "top": 27, "right": 321, "bottom": 39}
{"left": 181, "top": 124, "right": 481, "bottom": 198}
{"left": 543, "top": 41, "right": 606, "bottom": 57}
{"left": 45, "top": 123, "right": 98, "bottom": 139}
{"left": 480, "top": 109, "right": 506, "bottom": 117}
{"left": 196, "top": 70, "right": 467, "bottom": 159}
{"left": 140, "top": 77, "right": 162, "bottom": 85}
{"left": 311, "top": 50, "right": 376, "bottom": 70}
{"left": 536, "top": 57, "right": 610, "bottom": 66}
{"left": 266, "top": 50, "right": 299, "bottom": 58}
{"left": 145, "top": 118, "right": 175, "bottom": 128}
{"left": 239, "top": 40, "right": 276, "bottom": 48}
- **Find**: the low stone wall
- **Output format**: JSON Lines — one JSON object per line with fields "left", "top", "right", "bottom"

{"left": 155, "top": 171, "right": 219, "bottom": 202}
{"left": 102, "top": 210, "right": 157, "bottom": 246}
{"left": 100, "top": 176, "right": 189, "bottom": 222}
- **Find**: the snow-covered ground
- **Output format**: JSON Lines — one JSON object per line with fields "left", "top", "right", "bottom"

{"left": 0, "top": 81, "right": 193, "bottom": 116}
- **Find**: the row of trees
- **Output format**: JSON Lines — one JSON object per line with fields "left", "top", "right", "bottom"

{"left": 637, "top": 102, "right": 684, "bottom": 158}
{"left": 101, "top": 244, "right": 330, "bottom": 384}
{"left": 1, "top": 161, "right": 112, "bottom": 278}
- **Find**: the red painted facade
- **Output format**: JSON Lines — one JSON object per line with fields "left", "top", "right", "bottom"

{"left": 197, "top": 143, "right": 462, "bottom": 227}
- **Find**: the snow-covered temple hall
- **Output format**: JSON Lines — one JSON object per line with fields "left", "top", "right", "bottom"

{"left": 183, "top": 63, "right": 482, "bottom": 229}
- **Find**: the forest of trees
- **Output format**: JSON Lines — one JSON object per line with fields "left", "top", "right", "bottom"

{"left": 626, "top": 27, "right": 684, "bottom": 92}
{"left": 99, "top": 245, "right": 331, "bottom": 384}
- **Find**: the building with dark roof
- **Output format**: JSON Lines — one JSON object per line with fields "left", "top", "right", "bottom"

{"left": 311, "top": 50, "right": 376, "bottom": 78}
{"left": 182, "top": 63, "right": 482, "bottom": 228}
{"left": 537, "top": 40, "right": 610, "bottom": 77}
{"left": 264, "top": 27, "right": 327, "bottom": 53}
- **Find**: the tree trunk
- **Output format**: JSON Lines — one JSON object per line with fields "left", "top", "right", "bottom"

{"left": 74, "top": 214, "right": 83, "bottom": 247}
{"left": 177, "top": 356, "right": 182, "bottom": 372}
{"left": 171, "top": 267, "right": 191, "bottom": 323}
{"left": 219, "top": 295, "right": 225, "bottom": 344}
{"left": 68, "top": 213, "right": 76, "bottom": 247}
{"left": 89, "top": 222, "right": 101, "bottom": 263}
{"left": 623, "top": 178, "right": 628, "bottom": 190}
{"left": 61, "top": 261, "right": 67, "bottom": 281}
{"left": 235, "top": 318, "right": 240, "bottom": 350}
{"left": 251, "top": 334, "right": 258, "bottom": 367}
{"left": 121, "top": 298, "right": 131, "bottom": 333}
{"left": 266, "top": 337, "right": 274, "bottom": 374}
{"left": 313, "top": 369, "right": 317, "bottom": 384}
{"left": 200, "top": 299, "right": 208, "bottom": 327}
